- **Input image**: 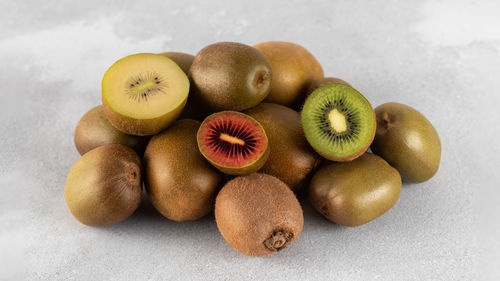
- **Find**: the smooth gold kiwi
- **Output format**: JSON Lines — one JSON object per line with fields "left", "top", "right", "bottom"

{"left": 102, "top": 53, "right": 189, "bottom": 136}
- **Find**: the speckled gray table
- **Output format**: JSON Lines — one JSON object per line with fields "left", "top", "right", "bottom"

{"left": 1, "top": 1, "right": 499, "bottom": 280}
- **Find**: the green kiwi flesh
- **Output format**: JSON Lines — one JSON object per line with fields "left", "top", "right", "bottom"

{"left": 144, "top": 119, "right": 223, "bottom": 221}
{"left": 245, "top": 103, "right": 321, "bottom": 190}
{"left": 74, "top": 105, "right": 149, "bottom": 155}
{"left": 215, "top": 173, "right": 303, "bottom": 256}
{"left": 197, "top": 111, "right": 270, "bottom": 175}
{"left": 371, "top": 102, "right": 441, "bottom": 182}
{"left": 309, "top": 153, "right": 401, "bottom": 226}
{"left": 65, "top": 144, "right": 142, "bottom": 226}
{"left": 190, "top": 42, "right": 272, "bottom": 111}
{"left": 301, "top": 83, "right": 376, "bottom": 161}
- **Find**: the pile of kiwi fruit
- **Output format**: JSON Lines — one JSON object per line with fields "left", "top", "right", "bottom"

{"left": 65, "top": 41, "right": 441, "bottom": 257}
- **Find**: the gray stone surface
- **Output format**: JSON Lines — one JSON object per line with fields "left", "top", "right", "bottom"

{"left": 1, "top": 0, "right": 498, "bottom": 280}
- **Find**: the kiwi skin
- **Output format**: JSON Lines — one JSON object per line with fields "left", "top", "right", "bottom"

{"left": 254, "top": 41, "right": 324, "bottom": 106}
{"left": 215, "top": 173, "right": 304, "bottom": 257}
{"left": 309, "top": 153, "right": 401, "bottom": 227}
{"left": 74, "top": 105, "right": 149, "bottom": 155}
{"left": 144, "top": 119, "right": 223, "bottom": 222}
{"left": 245, "top": 103, "right": 321, "bottom": 191}
{"left": 158, "top": 52, "right": 194, "bottom": 74}
{"left": 371, "top": 102, "right": 441, "bottom": 183}
{"left": 189, "top": 42, "right": 272, "bottom": 111}
{"left": 102, "top": 54, "right": 189, "bottom": 136}
{"left": 65, "top": 144, "right": 142, "bottom": 226}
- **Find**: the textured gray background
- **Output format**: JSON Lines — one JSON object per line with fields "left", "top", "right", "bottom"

{"left": 1, "top": 0, "right": 499, "bottom": 280}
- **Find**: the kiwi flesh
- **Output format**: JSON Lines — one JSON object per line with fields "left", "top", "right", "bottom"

{"left": 144, "top": 119, "right": 223, "bottom": 221}
{"left": 371, "top": 102, "right": 441, "bottom": 182}
{"left": 215, "top": 173, "right": 303, "bottom": 256}
{"left": 102, "top": 53, "right": 190, "bottom": 136}
{"left": 65, "top": 144, "right": 142, "bottom": 226}
{"left": 301, "top": 83, "right": 376, "bottom": 161}
{"left": 197, "top": 111, "right": 270, "bottom": 175}
{"left": 189, "top": 42, "right": 272, "bottom": 111}
{"left": 158, "top": 51, "right": 194, "bottom": 74}
{"left": 254, "top": 41, "right": 324, "bottom": 106}
{"left": 309, "top": 153, "right": 401, "bottom": 226}
{"left": 74, "top": 105, "right": 149, "bottom": 155}
{"left": 245, "top": 103, "right": 321, "bottom": 190}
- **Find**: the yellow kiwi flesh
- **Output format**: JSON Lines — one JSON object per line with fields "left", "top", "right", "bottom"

{"left": 102, "top": 53, "right": 190, "bottom": 136}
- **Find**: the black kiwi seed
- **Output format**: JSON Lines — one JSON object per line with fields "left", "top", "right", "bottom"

{"left": 125, "top": 72, "right": 168, "bottom": 102}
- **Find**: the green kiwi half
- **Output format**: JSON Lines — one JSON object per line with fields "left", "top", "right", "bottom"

{"left": 301, "top": 83, "right": 376, "bottom": 161}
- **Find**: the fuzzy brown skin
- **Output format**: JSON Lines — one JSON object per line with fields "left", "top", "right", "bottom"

{"left": 65, "top": 144, "right": 142, "bottom": 226}
{"left": 158, "top": 52, "right": 194, "bottom": 74}
{"left": 310, "top": 153, "right": 401, "bottom": 226}
{"left": 144, "top": 119, "right": 223, "bottom": 222}
{"left": 102, "top": 96, "right": 187, "bottom": 136}
{"left": 189, "top": 42, "right": 272, "bottom": 111}
{"left": 245, "top": 103, "right": 321, "bottom": 191}
{"left": 74, "top": 105, "right": 149, "bottom": 155}
{"left": 371, "top": 102, "right": 441, "bottom": 183}
{"left": 215, "top": 174, "right": 304, "bottom": 257}
{"left": 254, "top": 41, "right": 324, "bottom": 107}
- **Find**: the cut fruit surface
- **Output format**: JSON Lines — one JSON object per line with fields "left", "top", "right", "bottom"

{"left": 197, "top": 111, "right": 269, "bottom": 175}
{"left": 102, "top": 53, "right": 189, "bottom": 135}
{"left": 301, "top": 83, "right": 376, "bottom": 161}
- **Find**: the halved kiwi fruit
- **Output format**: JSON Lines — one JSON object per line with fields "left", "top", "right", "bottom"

{"left": 301, "top": 83, "right": 376, "bottom": 161}
{"left": 65, "top": 144, "right": 142, "bottom": 226}
{"left": 102, "top": 53, "right": 190, "bottom": 136}
{"left": 189, "top": 42, "right": 272, "bottom": 111}
{"left": 74, "top": 105, "right": 149, "bottom": 155}
{"left": 215, "top": 173, "right": 304, "bottom": 257}
{"left": 197, "top": 111, "right": 269, "bottom": 175}
{"left": 144, "top": 119, "right": 223, "bottom": 222}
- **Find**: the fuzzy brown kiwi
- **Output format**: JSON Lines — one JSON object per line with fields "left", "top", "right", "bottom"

{"left": 371, "top": 102, "right": 441, "bottom": 182}
{"left": 309, "top": 153, "right": 401, "bottom": 226}
{"left": 254, "top": 41, "right": 324, "bottom": 106}
{"left": 245, "top": 103, "right": 321, "bottom": 190}
{"left": 74, "top": 105, "right": 149, "bottom": 155}
{"left": 144, "top": 119, "right": 223, "bottom": 221}
{"left": 215, "top": 173, "right": 304, "bottom": 257}
{"left": 102, "top": 53, "right": 189, "bottom": 136}
{"left": 65, "top": 144, "right": 142, "bottom": 226}
{"left": 158, "top": 51, "right": 194, "bottom": 75}
{"left": 189, "top": 42, "right": 272, "bottom": 111}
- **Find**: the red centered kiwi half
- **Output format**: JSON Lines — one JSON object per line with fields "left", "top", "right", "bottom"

{"left": 197, "top": 111, "right": 270, "bottom": 175}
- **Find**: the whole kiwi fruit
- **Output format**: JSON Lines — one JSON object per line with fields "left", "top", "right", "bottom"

{"left": 74, "top": 105, "right": 149, "bottom": 155}
{"left": 245, "top": 103, "right": 321, "bottom": 190}
{"left": 189, "top": 42, "right": 272, "bottom": 111}
{"left": 65, "top": 144, "right": 142, "bottom": 226}
{"left": 371, "top": 102, "right": 441, "bottom": 183}
{"left": 254, "top": 41, "right": 324, "bottom": 106}
{"left": 158, "top": 51, "right": 194, "bottom": 74}
{"left": 310, "top": 153, "right": 401, "bottom": 226}
{"left": 215, "top": 173, "right": 303, "bottom": 257}
{"left": 144, "top": 119, "right": 223, "bottom": 221}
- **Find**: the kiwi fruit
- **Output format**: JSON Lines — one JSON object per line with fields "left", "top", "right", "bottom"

{"left": 197, "top": 111, "right": 269, "bottom": 175}
{"left": 144, "top": 119, "right": 223, "bottom": 221}
{"left": 245, "top": 103, "right": 321, "bottom": 190}
{"left": 371, "top": 102, "right": 441, "bottom": 182}
{"left": 74, "top": 105, "right": 149, "bottom": 155}
{"left": 254, "top": 41, "right": 324, "bottom": 106}
{"left": 65, "top": 144, "right": 142, "bottom": 226}
{"left": 301, "top": 83, "right": 376, "bottom": 161}
{"left": 189, "top": 42, "right": 272, "bottom": 111}
{"left": 102, "top": 53, "right": 190, "bottom": 136}
{"left": 158, "top": 51, "right": 194, "bottom": 74}
{"left": 309, "top": 153, "right": 402, "bottom": 226}
{"left": 215, "top": 173, "right": 303, "bottom": 256}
